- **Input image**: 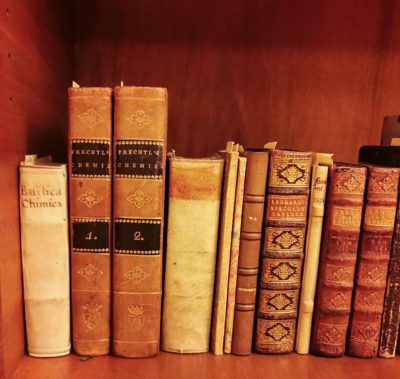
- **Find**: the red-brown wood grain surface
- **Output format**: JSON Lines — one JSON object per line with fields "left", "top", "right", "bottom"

{"left": 0, "top": 0, "right": 73, "bottom": 377}
{"left": 11, "top": 353, "right": 400, "bottom": 379}
{"left": 72, "top": 0, "right": 400, "bottom": 162}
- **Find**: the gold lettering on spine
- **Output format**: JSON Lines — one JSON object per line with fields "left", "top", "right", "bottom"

{"left": 332, "top": 206, "right": 362, "bottom": 228}
{"left": 266, "top": 195, "right": 308, "bottom": 221}
{"left": 364, "top": 206, "right": 396, "bottom": 227}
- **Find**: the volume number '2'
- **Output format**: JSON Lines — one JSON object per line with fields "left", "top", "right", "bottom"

{"left": 134, "top": 231, "right": 144, "bottom": 241}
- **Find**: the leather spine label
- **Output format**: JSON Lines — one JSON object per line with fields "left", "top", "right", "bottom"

{"left": 115, "top": 140, "right": 163, "bottom": 178}
{"left": 72, "top": 218, "right": 110, "bottom": 252}
{"left": 71, "top": 140, "right": 111, "bottom": 177}
{"left": 266, "top": 195, "right": 308, "bottom": 221}
{"left": 114, "top": 218, "right": 161, "bottom": 254}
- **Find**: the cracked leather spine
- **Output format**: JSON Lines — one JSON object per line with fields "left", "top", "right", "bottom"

{"left": 112, "top": 86, "right": 167, "bottom": 357}
{"left": 254, "top": 150, "right": 312, "bottom": 354}
{"left": 68, "top": 87, "right": 112, "bottom": 356}
{"left": 347, "top": 166, "right": 399, "bottom": 358}
{"left": 311, "top": 164, "right": 367, "bottom": 357}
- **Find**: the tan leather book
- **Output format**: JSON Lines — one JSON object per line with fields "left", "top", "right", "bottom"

{"left": 112, "top": 86, "right": 167, "bottom": 358}
{"left": 295, "top": 153, "right": 332, "bottom": 354}
{"left": 224, "top": 153, "right": 247, "bottom": 354}
{"left": 211, "top": 142, "right": 239, "bottom": 355}
{"left": 68, "top": 85, "right": 112, "bottom": 356}
{"left": 311, "top": 164, "right": 367, "bottom": 357}
{"left": 231, "top": 148, "right": 270, "bottom": 356}
{"left": 347, "top": 166, "right": 399, "bottom": 358}
{"left": 162, "top": 156, "right": 224, "bottom": 353}
{"left": 255, "top": 150, "right": 312, "bottom": 354}
{"left": 19, "top": 155, "right": 70, "bottom": 357}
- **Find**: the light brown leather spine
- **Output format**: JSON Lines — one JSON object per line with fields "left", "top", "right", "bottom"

{"left": 254, "top": 150, "right": 312, "bottom": 354}
{"left": 231, "top": 149, "right": 270, "bottom": 356}
{"left": 112, "top": 86, "right": 167, "bottom": 358}
{"left": 68, "top": 87, "right": 112, "bottom": 356}
{"left": 347, "top": 166, "right": 399, "bottom": 357}
{"left": 311, "top": 164, "right": 367, "bottom": 357}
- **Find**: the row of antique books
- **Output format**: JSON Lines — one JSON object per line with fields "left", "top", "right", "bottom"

{"left": 18, "top": 85, "right": 400, "bottom": 360}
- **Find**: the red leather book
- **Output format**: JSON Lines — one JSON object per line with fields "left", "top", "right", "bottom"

{"left": 68, "top": 86, "right": 112, "bottom": 356}
{"left": 347, "top": 166, "right": 399, "bottom": 358}
{"left": 311, "top": 164, "right": 367, "bottom": 357}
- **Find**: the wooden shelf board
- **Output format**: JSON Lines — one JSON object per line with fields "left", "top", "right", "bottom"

{"left": 11, "top": 352, "right": 400, "bottom": 379}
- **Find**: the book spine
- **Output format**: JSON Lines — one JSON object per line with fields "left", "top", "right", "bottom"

{"left": 311, "top": 164, "right": 367, "bottom": 357}
{"left": 295, "top": 162, "right": 329, "bottom": 354}
{"left": 380, "top": 205, "right": 400, "bottom": 358}
{"left": 231, "top": 149, "right": 270, "bottom": 356}
{"left": 211, "top": 146, "right": 239, "bottom": 355}
{"left": 161, "top": 157, "right": 224, "bottom": 353}
{"left": 19, "top": 161, "right": 70, "bottom": 357}
{"left": 348, "top": 167, "right": 399, "bottom": 358}
{"left": 112, "top": 86, "right": 167, "bottom": 358}
{"left": 68, "top": 87, "right": 112, "bottom": 356}
{"left": 255, "top": 150, "right": 312, "bottom": 354}
{"left": 224, "top": 156, "right": 247, "bottom": 354}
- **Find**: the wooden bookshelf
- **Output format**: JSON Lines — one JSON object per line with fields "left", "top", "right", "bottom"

{"left": 11, "top": 353, "right": 400, "bottom": 379}
{"left": 2, "top": 1, "right": 400, "bottom": 377}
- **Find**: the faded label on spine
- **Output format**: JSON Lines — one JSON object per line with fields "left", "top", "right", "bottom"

{"left": 114, "top": 218, "right": 161, "bottom": 254}
{"left": 72, "top": 218, "right": 110, "bottom": 252}
{"left": 72, "top": 140, "right": 111, "bottom": 177}
{"left": 115, "top": 140, "right": 163, "bottom": 178}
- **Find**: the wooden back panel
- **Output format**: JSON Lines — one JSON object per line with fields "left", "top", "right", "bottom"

{"left": 0, "top": 0, "right": 73, "bottom": 376}
{"left": 72, "top": 0, "right": 400, "bottom": 162}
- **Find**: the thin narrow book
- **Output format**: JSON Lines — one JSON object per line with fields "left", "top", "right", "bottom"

{"left": 224, "top": 153, "right": 247, "bottom": 354}
{"left": 162, "top": 156, "right": 224, "bottom": 353}
{"left": 347, "top": 166, "right": 399, "bottom": 358}
{"left": 211, "top": 142, "right": 239, "bottom": 355}
{"left": 68, "top": 85, "right": 112, "bottom": 356}
{"left": 113, "top": 86, "right": 167, "bottom": 358}
{"left": 255, "top": 150, "right": 312, "bottom": 354}
{"left": 19, "top": 155, "right": 70, "bottom": 357}
{"left": 311, "top": 164, "right": 367, "bottom": 357}
{"left": 295, "top": 153, "right": 332, "bottom": 354}
{"left": 231, "top": 148, "right": 270, "bottom": 356}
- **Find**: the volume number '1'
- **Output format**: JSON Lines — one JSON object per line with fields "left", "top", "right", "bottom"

{"left": 86, "top": 231, "right": 98, "bottom": 240}
{"left": 134, "top": 231, "right": 144, "bottom": 241}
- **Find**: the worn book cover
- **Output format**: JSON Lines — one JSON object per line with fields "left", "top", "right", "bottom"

{"left": 19, "top": 155, "right": 70, "bottom": 357}
{"left": 255, "top": 149, "right": 312, "bottom": 354}
{"left": 112, "top": 86, "right": 167, "bottom": 358}
{"left": 311, "top": 164, "right": 367, "bottom": 357}
{"left": 347, "top": 166, "right": 399, "bottom": 358}
{"left": 68, "top": 85, "right": 112, "bottom": 356}
{"left": 358, "top": 145, "right": 400, "bottom": 358}
{"left": 161, "top": 156, "right": 224, "bottom": 353}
